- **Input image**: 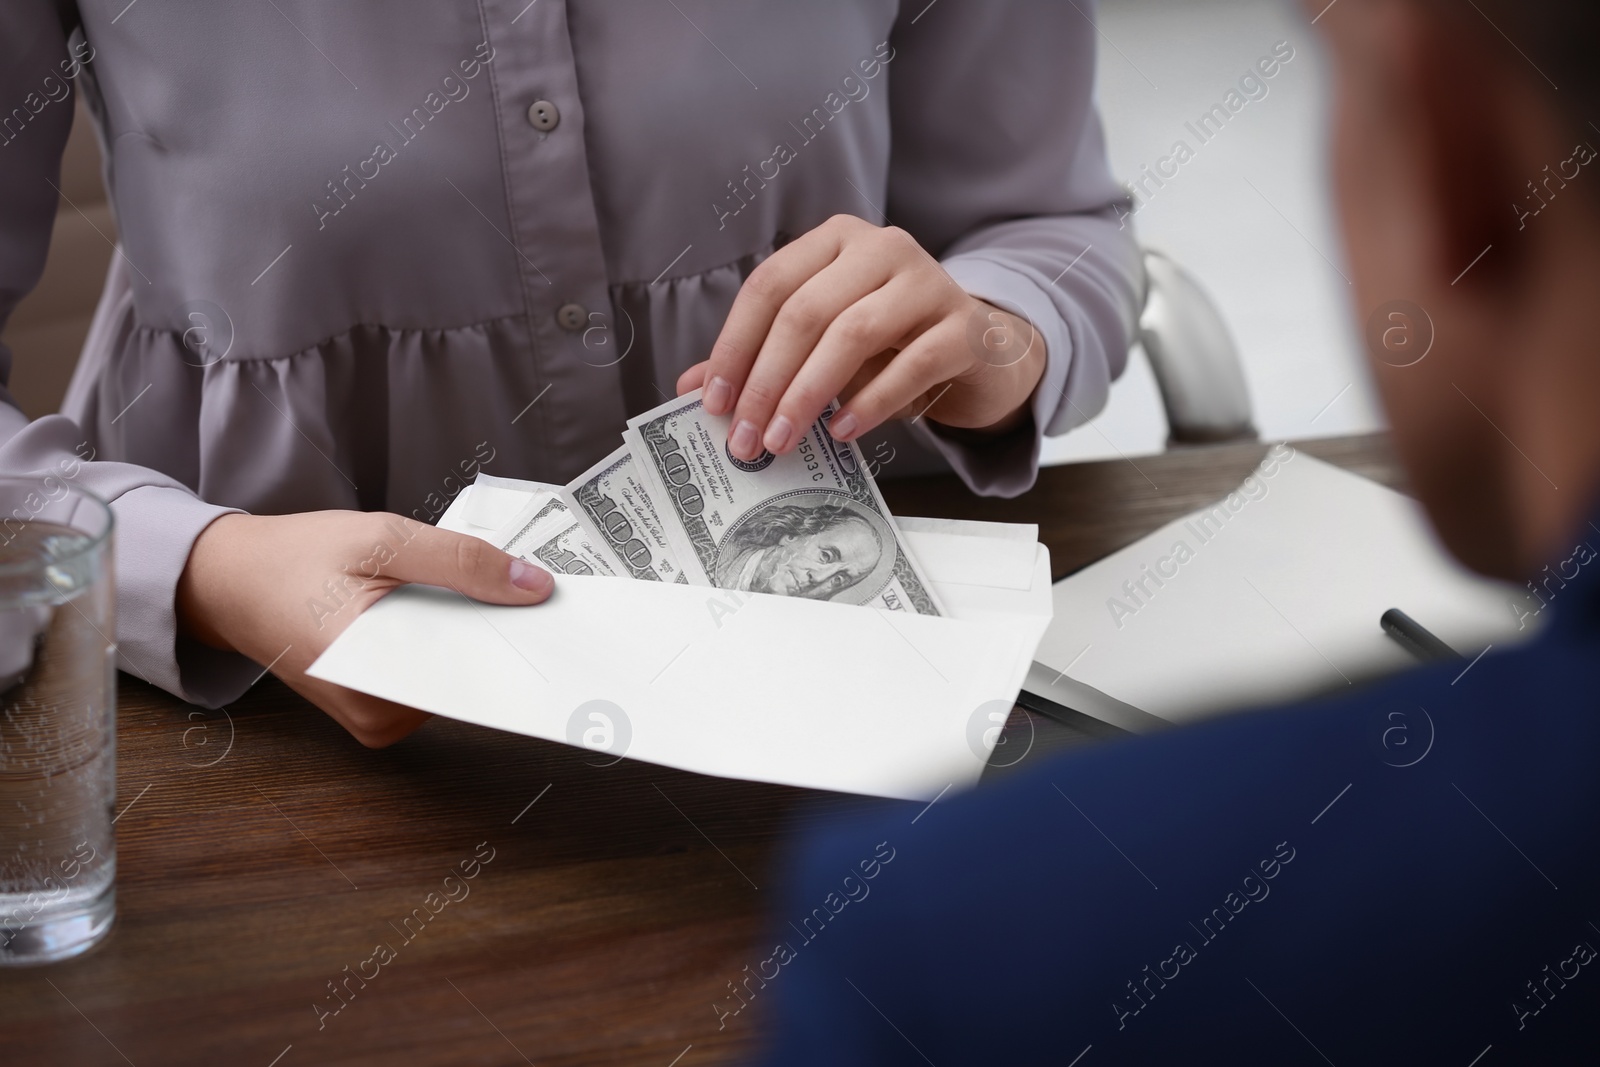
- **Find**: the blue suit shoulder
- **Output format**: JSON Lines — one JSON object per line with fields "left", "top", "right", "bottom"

{"left": 757, "top": 586, "right": 1600, "bottom": 1065}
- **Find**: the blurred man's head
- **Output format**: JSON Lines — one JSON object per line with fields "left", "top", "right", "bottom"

{"left": 1314, "top": 0, "right": 1600, "bottom": 580}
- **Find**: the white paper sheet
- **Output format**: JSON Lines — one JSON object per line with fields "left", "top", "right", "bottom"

{"left": 308, "top": 482, "right": 1053, "bottom": 800}
{"left": 1031, "top": 451, "right": 1535, "bottom": 727}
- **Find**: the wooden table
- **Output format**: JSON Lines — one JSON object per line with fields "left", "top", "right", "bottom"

{"left": 0, "top": 434, "right": 1399, "bottom": 1067}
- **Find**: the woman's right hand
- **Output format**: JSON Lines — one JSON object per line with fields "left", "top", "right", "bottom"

{"left": 176, "top": 510, "right": 554, "bottom": 747}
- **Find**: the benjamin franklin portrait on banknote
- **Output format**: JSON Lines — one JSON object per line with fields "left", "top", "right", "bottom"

{"left": 712, "top": 494, "right": 896, "bottom": 603}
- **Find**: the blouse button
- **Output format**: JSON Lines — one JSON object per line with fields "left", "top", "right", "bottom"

{"left": 556, "top": 303, "right": 587, "bottom": 331}
{"left": 527, "top": 100, "right": 560, "bottom": 132}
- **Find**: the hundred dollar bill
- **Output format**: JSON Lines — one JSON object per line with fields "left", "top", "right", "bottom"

{"left": 626, "top": 390, "right": 944, "bottom": 615}
{"left": 493, "top": 492, "right": 619, "bottom": 578}
{"left": 561, "top": 444, "right": 690, "bottom": 584}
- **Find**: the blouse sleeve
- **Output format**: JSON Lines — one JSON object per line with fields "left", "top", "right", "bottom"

{"left": 885, "top": 0, "right": 1143, "bottom": 497}
{"left": 0, "top": 1, "right": 254, "bottom": 707}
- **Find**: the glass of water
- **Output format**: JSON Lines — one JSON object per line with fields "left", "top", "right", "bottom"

{"left": 0, "top": 477, "right": 115, "bottom": 965}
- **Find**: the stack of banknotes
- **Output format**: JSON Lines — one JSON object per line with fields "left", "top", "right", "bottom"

{"left": 488, "top": 389, "right": 945, "bottom": 616}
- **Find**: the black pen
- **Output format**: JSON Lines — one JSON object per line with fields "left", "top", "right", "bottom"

{"left": 1381, "top": 608, "right": 1460, "bottom": 662}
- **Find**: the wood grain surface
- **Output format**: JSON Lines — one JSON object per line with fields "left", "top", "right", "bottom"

{"left": 0, "top": 434, "right": 1398, "bottom": 1067}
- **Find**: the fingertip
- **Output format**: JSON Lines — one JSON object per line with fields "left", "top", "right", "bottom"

{"left": 704, "top": 374, "right": 734, "bottom": 414}
{"left": 353, "top": 722, "right": 420, "bottom": 749}
{"left": 762, "top": 413, "right": 796, "bottom": 454}
{"left": 829, "top": 410, "right": 861, "bottom": 442}
{"left": 508, "top": 558, "right": 555, "bottom": 599}
{"left": 677, "top": 362, "right": 709, "bottom": 397}
{"left": 729, "top": 419, "right": 763, "bottom": 461}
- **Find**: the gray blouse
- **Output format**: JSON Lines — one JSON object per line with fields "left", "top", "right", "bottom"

{"left": 0, "top": 0, "right": 1141, "bottom": 706}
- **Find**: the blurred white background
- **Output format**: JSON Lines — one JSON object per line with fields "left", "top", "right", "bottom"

{"left": 1043, "top": 0, "right": 1384, "bottom": 465}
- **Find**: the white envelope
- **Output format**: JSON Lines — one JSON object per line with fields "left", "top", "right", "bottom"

{"left": 308, "top": 482, "right": 1054, "bottom": 801}
{"left": 463, "top": 473, "right": 562, "bottom": 531}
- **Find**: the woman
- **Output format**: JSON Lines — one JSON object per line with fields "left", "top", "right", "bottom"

{"left": 0, "top": 1, "right": 1140, "bottom": 744}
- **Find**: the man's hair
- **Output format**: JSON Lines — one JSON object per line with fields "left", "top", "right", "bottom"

{"left": 1442, "top": 1, "right": 1600, "bottom": 122}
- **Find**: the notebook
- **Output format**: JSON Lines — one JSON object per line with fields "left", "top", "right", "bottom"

{"left": 1025, "top": 447, "right": 1535, "bottom": 730}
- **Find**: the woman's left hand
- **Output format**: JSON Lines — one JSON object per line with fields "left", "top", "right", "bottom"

{"left": 676, "top": 213, "right": 1048, "bottom": 460}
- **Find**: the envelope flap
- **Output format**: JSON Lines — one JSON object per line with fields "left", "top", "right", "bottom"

{"left": 463, "top": 479, "right": 545, "bottom": 531}
{"left": 904, "top": 528, "right": 1040, "bottom": 591}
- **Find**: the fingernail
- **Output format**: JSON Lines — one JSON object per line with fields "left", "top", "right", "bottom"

{"left": 764, "top": 414, "right": 795, "bottom": 454}
{"left": 830, "top": 411, "right": 859, "bottom": 441}
{"left": 509, "top": 558, "right": 553, "bottom": 594}
{"left": 730, "top": 419, "right": 760, "bottom": 459}
{"left": 705, "top": 375, "right": 733, "bottom": 413}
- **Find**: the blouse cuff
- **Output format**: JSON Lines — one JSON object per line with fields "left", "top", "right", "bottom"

{"left": 112, "top": 485, "right": 258, "bottom": 708}
{"left": 911, "top": 255, "right": 1077, "bottom": 498}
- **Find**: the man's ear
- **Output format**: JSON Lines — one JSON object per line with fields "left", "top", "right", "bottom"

{"left": 1399, "top": 6, "right": 1536, "bottom": 294}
